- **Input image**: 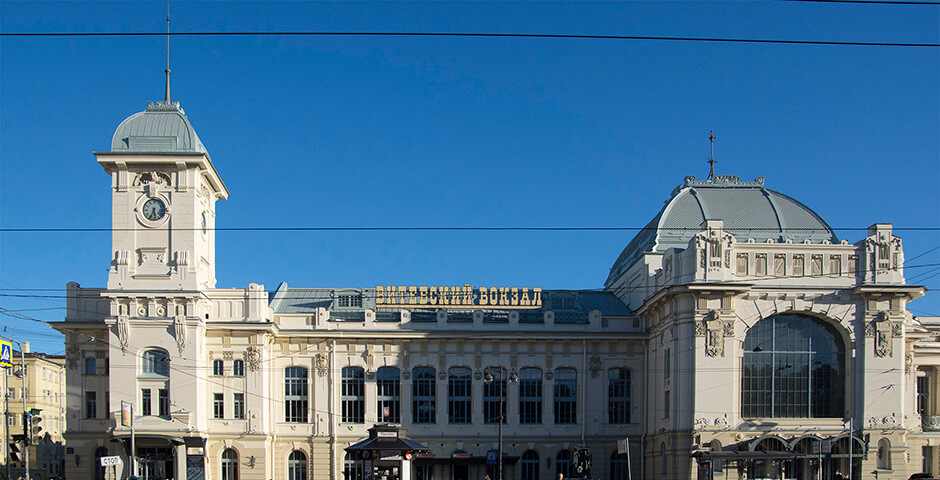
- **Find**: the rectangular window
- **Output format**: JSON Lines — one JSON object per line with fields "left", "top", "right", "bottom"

{"left": 774, "top": 254, "right": 786, "bottom": 276}
{"left": 664, "top": 390, "right": 670, "bottom": 419}
{"left": 519, "top": 368, "right": 543, "bottom": 425}
{"left": 141, "top": 389, "right": 152, "bottom": 416}
{"left": 336, "top": 294, "right": 363, "bottom": 308}
{"left": 232, "top": 360, "right": 244, "bottom": 377}
{"left": 6, "top": 388, "right": 13, "bottom": 399}
{"left": 233, "top": 393, "right": 245, "bottom": 420}
{"left": 376, "top": 367, "right": 401, "bottom": 423}
{"left": 811, "top": 255, "right": 823, "bottom": 276}
{"left": 848, "top": 255, "right": 858, "bottom": 276}
{"left": 483, "top": 368, "right": 507, "bottom": 424}
{"left": 755, "top": 254, "right": 767, "bottom": 276}
{"left": 342, "top": 367, "right": 365, "bottom": 423}
{"left": 918, "top": 376, "right": 929, "bottom": 415}
{"left": 159, "top": 389, "right": 169, "bottom": 416}
{"left": 85, "top": 391, "right": 97, "bottom": 419}
{"left": 448, "top": 367, "right": 472, "bottom": 424}
{"left": 793, "top": 255, "right": 804, "bottom": 276}
{"left": 213, "top": 393, "right": 224, "bottom": 419}
{"left": 213, "top": 359, "right": 224, "bottom": 376}
{"left": 285, "top": 367, "right": 308, "bottom": 423}
{"left": 553, "top": 368, "right": 577, "bottom": 424}
{"left": 830, "top": 255, "right": 842, "bottom": 276}
{"left": 608, "top": 368, "right": 631, "bottom": 424}
{"left": 412, "top": 367, "right": 436, "bottom": 424}
{"left": 7, "top": 413, "right": 15, "bottom": 427}
{"left": 664, "top": 349, "right": 671, "bottom": 379}
{"left": 84, "top": 358, "right": 96, "bottom": 376}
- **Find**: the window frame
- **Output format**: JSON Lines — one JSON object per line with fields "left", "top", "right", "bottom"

{"left": 284, "top": 366, "right": 309, "bottom": 423}
{"left": 341, "top": 366, "right": 365, "bottom": 423}
{"left": 412, "top": 367, "right": 436, "bottom": 424}
{"left": 448, "top": 367, "right": 472, "bottom": 424}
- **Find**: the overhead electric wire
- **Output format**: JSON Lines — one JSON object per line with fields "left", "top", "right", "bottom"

{"left": 0, "top": 30, "right": 937, "bottom": 48}
{"left": 2, "top": 225, "right": 939, "bottom": 233}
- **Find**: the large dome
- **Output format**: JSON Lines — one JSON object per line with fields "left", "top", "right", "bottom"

{"left": 606, "top": 175, "right": 838, "bottom": 285}
{"left": 110, "top": 100, "right": 207, "bottom": 154}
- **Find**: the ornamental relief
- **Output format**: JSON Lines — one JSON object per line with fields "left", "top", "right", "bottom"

{"left": 244, "top": 346, "right": 261, "bottom": 372}
{"left": 589, "top": 355, "right": 602, "bottom": 378}
{"left": 700, "top": 310, "right": 733, "bottom": 357}
{"left": 872, "top": 311, "right": 897, "bottom": 358}
{"left": 134, "top": 171, "right": 172, "bottom": 187}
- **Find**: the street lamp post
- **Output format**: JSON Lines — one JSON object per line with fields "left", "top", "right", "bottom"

{"left": 484, "top": 367, "right": 517, "bottom": 480}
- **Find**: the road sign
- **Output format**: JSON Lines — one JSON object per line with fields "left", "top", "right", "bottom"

{"left": 486, "top": 450, "right": 497, "bottom": 464}
{"left": 618, "top": 438, "right": 629, "bottom": 454}
{"left": 0, "top": 340, "right": 12, "bottom": 368}
{"left": 100, "top": 455, "right": 121, "bottom": 466}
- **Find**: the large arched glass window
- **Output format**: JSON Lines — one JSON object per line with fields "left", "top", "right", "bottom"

{"left": 344, "top": 451, "right": 364, "bottom": 480}
{"left": 742, "top": 314, "right": 845, "bottom": 418}
{"left": 521, "top": 450, "right": 539, "bottom": 480}
{"left": 376, "top": 366, "right": 401, "bottom": 423}
{"left": 288, "top": 450, "right": 307, "bottom": 480}
{"left": 221, "top": 448, "right": 239, "bottom": 480}
{"left": 142, "top": 349, "right": 169, "bottom": 377}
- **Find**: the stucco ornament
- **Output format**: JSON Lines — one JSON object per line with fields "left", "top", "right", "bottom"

{"left": 702, "top": 310, "right": 731, "bottom": 357}
{"left": 66, "top": 344, "right": 79, "bottom": 369}
{"left": 117, "top": 315, "right": 130, "bottom": 354}
{"left": 245, "top": 346, "right": 261, "bottom": 372}
{"left": 173, "top": 315, "right": 186, "bottom": 355}
{"left": 589, "top": 355, "right": 602, "bottom": 378}
{"left": 315, "top": 352, "right": 329, "bottom": 377}
{"left": 873, "top": 311, "right": 895, "bottom": 358}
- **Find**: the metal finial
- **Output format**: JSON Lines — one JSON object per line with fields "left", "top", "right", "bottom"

{"left": 164, "top": 0, "right": 171, "bottom": 103}
{"left": 707, "top": 130, "right": 717, "bottom": 180}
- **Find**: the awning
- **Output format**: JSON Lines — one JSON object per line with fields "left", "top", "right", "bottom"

{"left": 345, "top": 436, "right": 429, "bottom": 452}
{"left": 110, "top": 434, "right": 186, "bottom": 446}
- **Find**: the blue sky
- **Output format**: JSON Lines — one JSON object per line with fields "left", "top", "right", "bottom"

{"left": 1, "top": 1, "right": 938, "bottom": 354}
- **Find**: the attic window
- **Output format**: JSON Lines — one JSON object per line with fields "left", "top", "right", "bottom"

{"left": 552, "top": 296, "right": 575, "bottom": 310}
{"left": 335, "top": 294, "right": 362, "bottom": 308}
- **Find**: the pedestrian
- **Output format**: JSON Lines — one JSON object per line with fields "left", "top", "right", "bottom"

{"left": 834, "top": 469, "right": 845, "bottom": 480}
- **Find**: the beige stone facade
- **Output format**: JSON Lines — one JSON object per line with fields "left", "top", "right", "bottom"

{"left": 49, "top": 97, "right": 935, "bottom": 480}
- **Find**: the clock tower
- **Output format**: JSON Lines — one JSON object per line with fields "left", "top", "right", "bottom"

{"left": 96, "top": 98, "right": 229, "bottom": 291}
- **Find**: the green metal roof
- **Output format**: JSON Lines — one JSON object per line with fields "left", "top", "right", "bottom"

{"left": 606, "top": 175, "right": 838, "bottom": 286}
{"left": 110, "top": 101, "right": 207, "bottom": 154}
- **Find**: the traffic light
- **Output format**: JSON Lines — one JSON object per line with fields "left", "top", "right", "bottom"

{"left": 8, "top": 441, "right": 23, "bottom": 463}
{"left": 29, "top": 408, "right": 43, "bottom": 444}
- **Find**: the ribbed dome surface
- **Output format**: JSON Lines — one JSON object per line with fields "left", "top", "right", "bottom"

{"left": 111, "top": 101, "right": 206, "bottom": 154}
{"left": 607, "top": 175, "right": 838, "bottom": 285}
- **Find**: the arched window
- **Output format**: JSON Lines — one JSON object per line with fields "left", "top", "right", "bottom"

{"left": 412, "top": 367, "right": 436, "bottom": 424}
{"left": 342, "top": 367, "right": 364, "bottom": 423}
{"left": 376, "top": 366, "right": 401, "bottom": 423}
{"left": 608, "top": 367, "right": 631, "bottom": 424}
{"left": 659, "top": 443, "right": 666, "bottom": 475}
{"left": 221, "top": 448, "right": 239, "bottom": 480}
{"left": 93, "top": 446, "right": 109, "bottom": 480}
{"left": 556, "top": 449, "right": 571, "bottom": 478}
{"left": 343, "top": 451, "right": 364, "bottom": 480}
{"left": 285, "top": 366, "right": 308, "bottom": 423}
{"left": 521, "top": 450, "right": 539, "bottom": 480}
{"left": 610, "top": 451, "right": 630, "bottom": 480}
{"left": 141, "top": 349, "right": 169, "bottom": 377}
{"left": 742, "top": 314, "right": 845, "bottom": 418}
{"left": 288, "top": 450, "right": 307, "bottom": 480}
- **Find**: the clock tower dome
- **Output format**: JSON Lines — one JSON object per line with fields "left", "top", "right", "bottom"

{"left": 96, "top": 98, "right": 229, "bottom": 291}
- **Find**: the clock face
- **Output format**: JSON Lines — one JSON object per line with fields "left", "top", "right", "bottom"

{"left": 142, "top": 198, "right": 167, "bottom": 221}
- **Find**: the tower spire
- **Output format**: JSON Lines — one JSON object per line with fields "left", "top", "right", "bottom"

{"left": 164, "top": 0, "right": 171, "bottom": 103}
{"left": 706, "top": 130, "right": 717, "bottom": 180}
